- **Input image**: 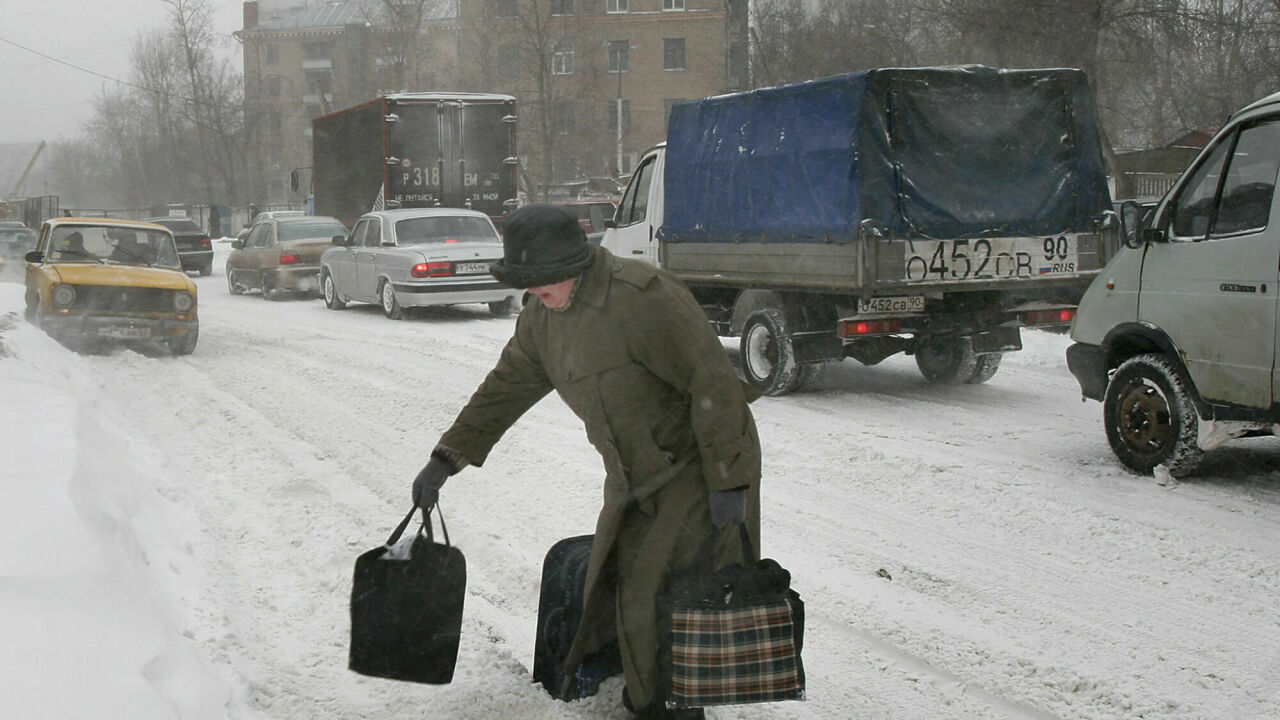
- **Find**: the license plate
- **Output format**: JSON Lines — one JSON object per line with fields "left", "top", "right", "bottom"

{"left": 858, "top": 295, "right": 925, "bottom": 314}
{"left": 903, "top": 235, "right": 1079, "bottom": 282}
{"left": 455, "top": 262, "right": 491, "bottom": 275}
{"left": 98, "top": 326, "right": 150, "bottom": 339}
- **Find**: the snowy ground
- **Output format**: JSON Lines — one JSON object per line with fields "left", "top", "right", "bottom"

{"left": 2, "top": 245, "right": 1280, "bottom": 719}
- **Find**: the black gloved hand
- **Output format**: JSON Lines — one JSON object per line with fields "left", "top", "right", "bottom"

{"left": 412, "top": 455, "right": 455, "bottom": 509}
{"left": 708, "top": 488, "right": 748, "bottom": 528}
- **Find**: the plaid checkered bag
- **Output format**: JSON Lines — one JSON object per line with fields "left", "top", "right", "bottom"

{"left": 659, "top": 526, "right": 805, "bottom": 708}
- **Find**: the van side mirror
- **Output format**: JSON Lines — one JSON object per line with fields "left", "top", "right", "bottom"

{"left": 1119, "top": 200, "right": 1159, "bottom": 249}
{"left": 604, "top": 219, "right": 618, "bottom": 229}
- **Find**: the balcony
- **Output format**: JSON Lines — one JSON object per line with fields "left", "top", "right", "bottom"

{"left": 302, "top": 93, "right": 334, "bottom": 106}
{"left": 302, "top": 58, "right": 332, "bottom": 71}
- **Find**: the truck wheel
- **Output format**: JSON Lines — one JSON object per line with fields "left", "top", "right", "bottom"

{"left": 380, "top": 280, "right": 403, "bottom": 319}
{"left": 740, "top": 308, "right": 802, "bottom": 396}
{"left": 322, "top": 271, "right": 345, "bottom": 310}
{"left": 967, "top": 353, "right": 1002, "bottom": 384}
{"left": 914, "top": 336, "right": 978, "bottom": 384}
{"left": 1104, "top": 353, "right": 1203, "bottom": 476}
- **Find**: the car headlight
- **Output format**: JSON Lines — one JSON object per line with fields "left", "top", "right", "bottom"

{"left": 173, "top": 291, "right": 194, "bottom": 313}
{"left": 52, "top": 284, "right": 76, "bottom": 308}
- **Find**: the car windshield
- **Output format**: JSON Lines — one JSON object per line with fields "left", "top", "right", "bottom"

{"left": 48, "top": 225, "right": 180, "bottom": 269}
{"left": 151, "top": 218, "right": 202, "bottom": 233}
{"left": 394, "top": 216, "right": 497, "bottom": 245}
{"left": 278, "top": 220, "right": 347, "bottom": 242}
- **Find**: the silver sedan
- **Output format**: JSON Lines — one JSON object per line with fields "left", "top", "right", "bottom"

{"left": 319, "top": 208, "right": 521, "bottom": 319}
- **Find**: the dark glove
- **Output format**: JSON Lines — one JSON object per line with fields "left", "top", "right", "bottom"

{"left": 708, "top": 488, "right": 748, "bottom": 528}
{"left": 412, "top": 455, "right": 455, "bottom": 509}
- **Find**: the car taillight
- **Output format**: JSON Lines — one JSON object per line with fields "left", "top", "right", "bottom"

{"left": 412, "top": 262, "right": 452, "bottom": 278}
{"left": 280, "top": 253, "right": 299, "bottom": 265}
{"left": 838, "top": 319, "right": 902, "bottom": 337}
{"left": 200, "top": 236, "right": 211, "bottom": 249}
{"left": 1024, "top": 309, "right": 1075, "bottom": 325}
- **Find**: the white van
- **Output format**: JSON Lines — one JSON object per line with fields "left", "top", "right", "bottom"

{"left": 1067, "top": 91, "right": 1280, "bottom": 476}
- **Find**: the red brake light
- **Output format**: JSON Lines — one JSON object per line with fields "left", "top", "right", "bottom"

{"left": 444, "top": 238, "right": 459, "bottom": 244}
{"left": 1024, "top": 309, "right": 1076, "bottom": 325}
{"left": 200, "top": 237, "right": 212, "bottom": 249}
{"left": 839, "top": 319, "right": 902, "bottom": 337}
{"left": 279, "top": 253, "right": 299, "bottom": 265}
{"left": 412, "top": 261, "right": 453, "bottom": 278}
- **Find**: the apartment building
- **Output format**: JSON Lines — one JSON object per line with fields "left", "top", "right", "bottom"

{"left": 237, "top": 0, "right": 459, "bottom": 204}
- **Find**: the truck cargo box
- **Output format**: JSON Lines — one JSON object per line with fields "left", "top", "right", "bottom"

{"left": 661, "top": 66, "right": 1112, "bottom": 245}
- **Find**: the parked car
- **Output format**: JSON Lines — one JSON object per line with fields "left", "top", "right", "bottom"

{"left": 559, "top": 199, "right": 618, "bottom": 244}
{"left": 0, "top": 224, "right": 38, "bottom": 276}
{"left": 226, "top": 215, "right": 347, "bottom": 299}
{"left": 1067, "top": 90, "right": 1280, "bottom": 476}
{"left": 320, "top": 208, "right": 521, "bottom": 319}
{"left": 237, "top": 210, "right": 306, "bottom": 241}
{"left": 145, "top": 216, "right": 213, "bottom": 275}
{"left": 23, "top": 217, "right": 198, "bottom": 354}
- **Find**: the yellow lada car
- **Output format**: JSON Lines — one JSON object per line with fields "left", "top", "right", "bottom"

{"left": 23, "top": 217, "right": 199, "bottom": 354}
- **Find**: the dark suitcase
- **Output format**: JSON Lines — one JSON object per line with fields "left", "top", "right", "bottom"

{"left": 532, "top": 534, "right": 622, "bottom": 700}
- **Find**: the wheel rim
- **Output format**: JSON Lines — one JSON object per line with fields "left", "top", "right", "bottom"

{"left": 1115, "top": 376, "right": 1174, "bottom": 458}
{"left": 743, "top": 323, "right": 776, "bottom": 381}
{"left": 324, "top": 275, "right": 335, "bottom": 305}
{"left": 382, "top": 283, "right": 395, "bottom": 313}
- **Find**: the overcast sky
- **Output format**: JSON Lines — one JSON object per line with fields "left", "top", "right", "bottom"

{"left": 0, "top": 0, "right": 245, "bottom": 145}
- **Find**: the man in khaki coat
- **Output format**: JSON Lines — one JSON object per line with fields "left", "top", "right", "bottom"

{"left": 412, "top": 204, "right": 762, "bottom": 719}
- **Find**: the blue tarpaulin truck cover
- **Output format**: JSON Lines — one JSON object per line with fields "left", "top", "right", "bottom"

{"left": 661, "top": 66, "right": 1113, "bottom": 243}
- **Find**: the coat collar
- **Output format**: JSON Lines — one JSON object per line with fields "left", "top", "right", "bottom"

{"left": 573, "top": 245, "right": 614, "bottom": 309}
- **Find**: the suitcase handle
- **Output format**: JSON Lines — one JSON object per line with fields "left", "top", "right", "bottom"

{"left": 386, "top": 503, "right": 451, "bottom": 548}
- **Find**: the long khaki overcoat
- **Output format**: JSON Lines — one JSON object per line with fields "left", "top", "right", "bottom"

{"left": 436, "top": 246, "right": 761, "bottom": 708}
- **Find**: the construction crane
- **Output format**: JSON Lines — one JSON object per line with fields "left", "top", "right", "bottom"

{"left": 10, "top": 140, "right": 46, "bottom": 197}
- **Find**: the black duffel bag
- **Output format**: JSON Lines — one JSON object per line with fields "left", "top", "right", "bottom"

{"left": 658, "top": 524, "right": 805, "bottom": 709}
{"left": 349, "top": 504, "right": 466, "bottom": 683}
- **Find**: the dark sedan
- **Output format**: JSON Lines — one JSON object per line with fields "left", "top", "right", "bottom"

{"left": 145, "top": 217, "right": 214, "bottom": 275}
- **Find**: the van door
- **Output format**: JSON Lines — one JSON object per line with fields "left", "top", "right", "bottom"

{"left": 1141, "top": 118, "right": 1280, "bottom": 409}
{"left": 603, "top": 149, "right": 663, "bottom": 266}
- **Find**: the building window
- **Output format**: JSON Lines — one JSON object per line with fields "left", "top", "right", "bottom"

{"left": 607, "top": 40, "right": 629, "bottom": 73}
{"left": 303, "top": 42, "right": 331, "bottom": 61}
{"left": 498, "top": 44, "right": 520, "bottom": 79}
{"left": 494, "top": 0, "right": 517, "bottom": 17}
{"left": 606, "top": 98, "right": 631, "bottom": 134}
{"left": 663, "top": 0, "right": 684, "bottom": 9}
{"left": 552, "top": 42, "right": 575, "bottom": 74}
{"left": 266, "top": 43, "right": 279, "bottom": 65}
{"left": 551, "top": 101, "right": 576, "bottom": 133}
{"left": 663, "top": 38, "right": 685, "bottom": 70}
{"left": 552, "top": 0, "right": 573, "bottom": 15}
{"left": 267, "top": 75, "right": 281, "bottom": 97}
{"left": 607, "top": 0, "right": 627, "bottom": 12}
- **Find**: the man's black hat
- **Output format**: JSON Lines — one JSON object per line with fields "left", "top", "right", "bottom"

{"left": 489, "top": 204, "right": 594, "bottom": 289}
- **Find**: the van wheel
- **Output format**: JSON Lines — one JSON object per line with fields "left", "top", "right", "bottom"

{"left": 489, "top": 297, "right": 519, "bottom": 317}
{"left": 1103, "top": 353, "right": 1203, "bottom": 476}
{"left": 380, "top": 279, "right": 403, "bottom": 319}
{"left": 740, "top": 308, "right": 802, "bottom": 396}
{"left": 322, "top": 271, "right": 345, "bottom": 310}
{"left": 914, "top": 336, "right": 978, "bottom": 384}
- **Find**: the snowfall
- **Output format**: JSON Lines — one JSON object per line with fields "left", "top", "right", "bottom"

{"left": 2, "top": 242, "right": 1279, "bottom": 720}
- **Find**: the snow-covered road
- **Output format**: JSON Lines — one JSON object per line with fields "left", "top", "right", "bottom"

{"left": 3, "top": 247, "right": 1279, "bottom": 719}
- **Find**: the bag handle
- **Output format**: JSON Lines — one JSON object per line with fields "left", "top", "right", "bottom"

{"left": 697, "top": 523, "right": 754, "bottom": 569}
{"left": 385, "top": 503, "right": 451, "bottom": 548}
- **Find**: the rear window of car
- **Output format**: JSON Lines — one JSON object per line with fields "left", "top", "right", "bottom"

{"left": 394, "top": 216, "right": 497, "bottom": 245}
{"left": 278, "top": 220, "right": 347, "bottom": 242}
{"left": 151, "top": 218, "right": 202, "bottom": 233}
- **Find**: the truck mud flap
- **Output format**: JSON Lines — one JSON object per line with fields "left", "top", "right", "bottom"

{"left": 971, "top": 326, "right": 1022, "bottom": 355}
{"left": 792, "top": 331, "right": 844, "bottom": 364}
